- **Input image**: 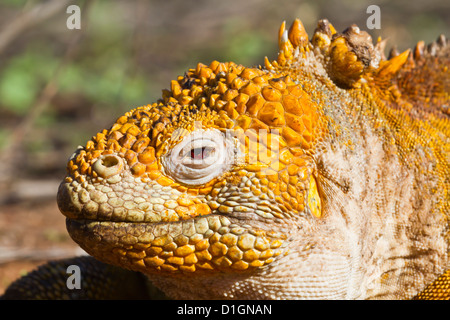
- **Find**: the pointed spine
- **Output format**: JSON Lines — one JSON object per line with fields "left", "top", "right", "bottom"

{"left": 377, "top": 49, "right": 410, "bottom": 78}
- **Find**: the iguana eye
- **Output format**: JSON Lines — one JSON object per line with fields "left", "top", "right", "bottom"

{"left": 190, "top": 146, "right": 214, "bottom": 160}
{"left": 162, "top": 129, "right": 237, "bottom": 185}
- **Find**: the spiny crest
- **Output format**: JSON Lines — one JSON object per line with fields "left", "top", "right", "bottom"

{"left": 267, "top": 18, "right": 448, "bottom": 89}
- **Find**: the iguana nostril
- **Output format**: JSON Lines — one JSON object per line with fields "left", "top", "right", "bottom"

{"left": 92, "top": 154, "right": 123, "bottom": 178}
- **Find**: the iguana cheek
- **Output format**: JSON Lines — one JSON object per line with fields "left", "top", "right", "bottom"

{"left": 66, "top": 215, "right": 288, "bottom": 275}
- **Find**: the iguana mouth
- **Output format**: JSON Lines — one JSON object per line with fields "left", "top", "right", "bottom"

{"left": 64, "top": 210, "right": 288, "bottom": 275}
{"left": 58, "top": 175, "right": 289, "bottom": 275}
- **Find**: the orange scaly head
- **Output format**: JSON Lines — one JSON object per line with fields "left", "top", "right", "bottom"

{"left": 58, "top": 54, "right": 329, "bottom": 276}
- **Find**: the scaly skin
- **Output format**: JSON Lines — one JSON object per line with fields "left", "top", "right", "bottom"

{"left": 3, "top": 19, "right": 449, "bottom": 299}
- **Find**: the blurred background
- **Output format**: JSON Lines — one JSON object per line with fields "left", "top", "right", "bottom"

{"left": 0, "top": 0, "right": 448, "bottom": 294}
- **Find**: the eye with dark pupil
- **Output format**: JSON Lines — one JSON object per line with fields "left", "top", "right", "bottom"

{"left": 190, "top": 147, "right": 209, "bottom": 160}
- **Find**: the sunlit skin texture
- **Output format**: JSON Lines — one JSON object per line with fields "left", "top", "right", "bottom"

{"left": 54, "top": 19, "right": 449, "bottom": 299}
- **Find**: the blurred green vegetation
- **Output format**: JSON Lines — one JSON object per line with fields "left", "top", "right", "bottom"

{"left": 0, "top": 0, "right": 448, "bottom": 181}
{"left": 1, "top": 50, "right": 57, "bottom": 115}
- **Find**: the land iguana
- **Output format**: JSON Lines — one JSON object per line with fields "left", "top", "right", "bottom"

{"left": 2, "top": 18, "right": 449, "bottom": 300}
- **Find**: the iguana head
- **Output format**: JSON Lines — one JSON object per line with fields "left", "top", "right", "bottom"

{"left": 57, "top": 19, "right": 449, "bottom": 299}
{"left": 58, "top": 58, "right": 327, "bottom": 272}
{"left": 57, "top": 19, "right": 332, "bottom": 276}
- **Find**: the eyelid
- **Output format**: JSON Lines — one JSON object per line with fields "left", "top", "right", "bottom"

{"left": 182, "top": 146, "right": 217, "bottom": 167}
{"left": 180, "top": 139, "right": 216, "bottom": 157}
{"left": 189, "top": 146, "right": 215, "bottom": 159}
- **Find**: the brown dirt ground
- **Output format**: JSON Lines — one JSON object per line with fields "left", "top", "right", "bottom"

{"left": 0, "top": 199, "right": 80, "bottom": 295}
